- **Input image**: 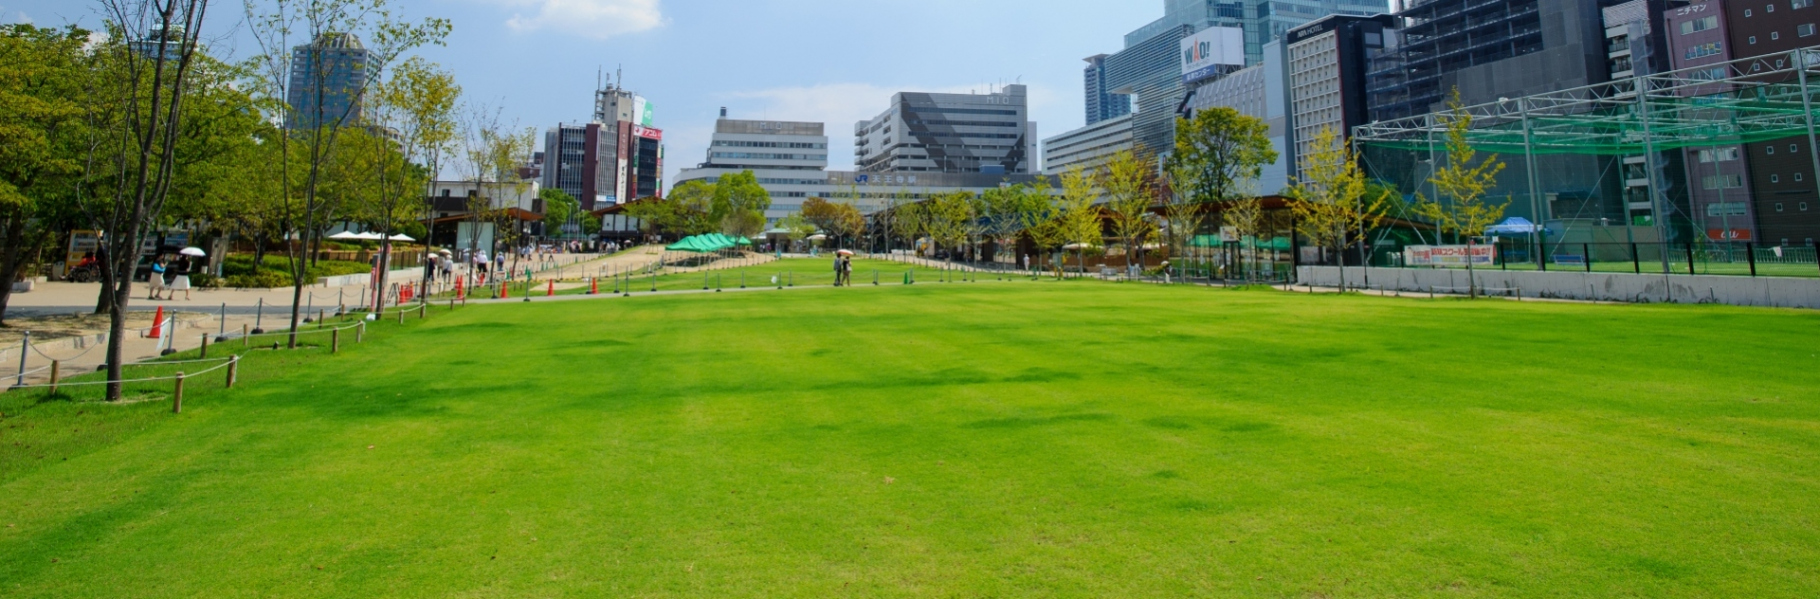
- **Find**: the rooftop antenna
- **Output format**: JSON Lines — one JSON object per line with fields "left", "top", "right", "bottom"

{"left": 596, "top": 66, "right": 602, "bottom": 92}
{"left": 616, "top": 65, "right": 624, "bottom": 91}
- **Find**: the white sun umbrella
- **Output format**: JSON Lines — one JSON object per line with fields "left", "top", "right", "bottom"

{"left": 327, "top": 231, "right": 365, "bottom": 240}
{"left": 178, "top": 246, "right": 206, "bottom": 257}
{"left": 807, "top": 234, "right": 828, "bottom": 241}
{"left": 388, "top": 234, "right": 416, "bottom": 242}
{"left": 353, "top": 232, "right": 385, "bottom": 240}
{"left": 1063, "top": 242, "right": 1094, "bottom": 250}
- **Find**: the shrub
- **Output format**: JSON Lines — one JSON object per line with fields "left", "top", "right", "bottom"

{"left": 224, "top": 271, "right": 290, "bottom": 289}
{"left": 188, "top": 272, "right": 221, "bottom": 290}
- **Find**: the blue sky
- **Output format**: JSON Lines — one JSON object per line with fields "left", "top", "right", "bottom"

{"left": 2, "top": 0, "right": 1160, "bottom": 183}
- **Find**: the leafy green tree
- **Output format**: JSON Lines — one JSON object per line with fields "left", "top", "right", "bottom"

{"left": 1103, "top": 149, "right": 1158, "bottom": 275}
{"left": 540, "top": 188, "right": 579, "bottom": 235}
{"left": 1417, "top": 91, "right": 1508, "bottom": 297}
{"left": 243, "top": 0, "right": 450, "bottom": 345}
{"left": 710, "top": 170, "right": 770, "bottom": 237}
{"left": 0, "top": 24, "right": 91, "bottom": 325}
{"left": 1290, "top": 126, "right": 1390, "bottom": 291}
{"left": 374, "top": 56, "right": 460, "bottom": 293}
{"left": 1057, "top": 166, "right": 1102, "bottom": 276}
{"left": 1168, "top": 107, "right": 1278, "bottom": 204}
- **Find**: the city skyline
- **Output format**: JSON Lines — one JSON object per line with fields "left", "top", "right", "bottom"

{"left": 0, "top": 0, "right": 1159, "bottom": 186}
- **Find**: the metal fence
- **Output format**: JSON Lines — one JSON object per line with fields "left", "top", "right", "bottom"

{"left": 1374, "top": 241, "right": 1820, "bottom": 278}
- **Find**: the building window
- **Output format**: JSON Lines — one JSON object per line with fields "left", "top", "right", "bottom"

{"left": 1772, "top": 174, "right": 1781, "bottom": 183}
{"left": 1799, "top": 0, "right": 1816, "bottom": 9}
{"left": 1773, "top": 31, "right": 1782, "bottom": 40}
{"left": 1683, "top": 15, "right": 1721, "bottom": 33}
{"left": 1803, "top": 24, "right": 1818, "bottom": 37}
{"left": 1776, "top": 202, "right": 1786, "bottom": 212}
{"left": 1768, "top": 145, "right": 1776, "bottom": 154}
{"left": 1746, "top": 9, "right": 1754, "bottom": 16}
{"left": 1751, "top": 35, "right": 1759, "bottom": 44}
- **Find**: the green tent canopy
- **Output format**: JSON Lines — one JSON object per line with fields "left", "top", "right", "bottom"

{"left": 666, "top": 234, "right": 749, "bottom": 253}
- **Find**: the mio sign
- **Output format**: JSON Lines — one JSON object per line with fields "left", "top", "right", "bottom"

{"left": 1181, "top": 27, "right": 1244, "bottom": 84}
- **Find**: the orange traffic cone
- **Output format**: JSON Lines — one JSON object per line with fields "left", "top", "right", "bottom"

{"left": 547, "top": 280, "right": 554, "bottom": 297}
{"left": 146, "top": 305, "right": 165, "bottom": 339}
{"left": 456, "top": 276, "right": 465, "bottom": 301}
{"left": 500, "top": 282, "right": 509, "bottom": 299}
{"left": 590, "top": 277, "right": 597, "bottom": 295}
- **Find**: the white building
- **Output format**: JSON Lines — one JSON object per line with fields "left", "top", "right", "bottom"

{"left": 1183, "top": 39, "right": 1292, "bottom": 194}
{"left": 675, "top": 113, "right": 831, "bottom": 222}
{"left": 1042, "top": 114, "right": 1134, "bottom": 176}
{"left": 855, "top": 85, "right": 1037, "bottom": 175}
{"left": 425, "top": 180, "right": 542, "bottom": 252}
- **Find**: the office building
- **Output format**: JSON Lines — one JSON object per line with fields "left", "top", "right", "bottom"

{"left": 854, "top": 84, "right": 1036, "bottom": 175}
{"left": 1367, "top": 0, "right": 1613, "bottom": 122}
{"left": 1286, "top": 15, "right": 1394, "bottom": 181}
{"left": 1711, "top": 0, "right": 1820, "bottom": 246}
{"left": 675, "top": 112, "right": 832, "bottom": 221}
{"left": 1084, "top": 55, "right": 1133, "bottom": 125}
{"left": 1043, "top": 115, "right": 1135, "bottom": 175}
{"left": 540, "top": 77, "right": 665, "bottom": 211}
{"left": 1664, "top": 1, "right": 1754, "bottom": 241}
{"left": 1097, "top": 0, "right": 1386, "bottom": 160}
{"left": 286, "top": 32, "right": 368, "bottom": 130}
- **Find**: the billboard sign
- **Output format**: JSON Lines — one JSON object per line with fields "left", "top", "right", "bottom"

{"left": 1404, "top": 245, "right": 1496, "bottom": 266}
{"left": 1181, "top": 27, "right": 1244, "bottom": 84}
{"left": 633, "top": 97, "right": 654, "bottom": 127}
{"left": 631, "top": 124, "right": 663, "bottom": 141}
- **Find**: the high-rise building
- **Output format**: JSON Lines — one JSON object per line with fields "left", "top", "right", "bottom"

{"left": 676, "top": 112, "right": 832, "bottom": 221}
{"left": 1095, "top": 0, "right": 1386, "bottom": 160}
{"left": 1664, "top": 0, "right": 1755, "bottom": 242}
{"left": 286, "top": 32, "right": 368, "bottom": 130}
{"left": 1286, "top": 15, "right": 1394, "bottom": 180}
{"left": 1084, "top": 55, "right": 1133, "bottom": 125}
{"left": 854, "top": 85, "right": 1037, "bottom": 175}
{"left": 1708, "top": 0, "right": 1820, "bottom": 246}
{"left": 540, "top": 77, "right": 664, "bottom": 211}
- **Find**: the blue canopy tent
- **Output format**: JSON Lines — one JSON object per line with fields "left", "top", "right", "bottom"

{"left": 1484, "top": 217, "right": 1552, "bottom": 236}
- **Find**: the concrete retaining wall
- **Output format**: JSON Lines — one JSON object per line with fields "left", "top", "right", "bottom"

{"left": 317, "top": 267, "right": 421, "bottom": 288}
{"left": 1296, "top": 266, "right": 1820, "bottom": 309}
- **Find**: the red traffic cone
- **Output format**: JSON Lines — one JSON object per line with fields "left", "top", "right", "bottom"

{"left": 146, "top": 305, "right": 165, "bottom": 339}
{"left": 456, "top": 276, "right": 465, "bottom": 301}
{"left": 590, "top": 277, "right": 598, "bottom": 295}
{"left": 500, "top": 282, "right": 509, "bottom": 299}
{"left": 547, "top": 280, "right": 554, "bottom": 297}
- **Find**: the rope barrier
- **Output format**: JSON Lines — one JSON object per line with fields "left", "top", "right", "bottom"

{"left": 28, "top": 338, "right": 106, "bottom": 362}
{"left": 9, "top": 357, "right": 235, "bottom": 390}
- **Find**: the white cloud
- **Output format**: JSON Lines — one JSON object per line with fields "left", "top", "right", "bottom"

{"left": 498, "top": 0, "right": 664, "bottom": 39}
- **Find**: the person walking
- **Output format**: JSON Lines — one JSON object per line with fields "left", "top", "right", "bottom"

{"left": 147, "top": 257, "right": 168, "bottom": 300}
{"left": 169, "top": 256, "right": 193, "bottom": 300}
{"left": 832, "top": 253, "right": 843, "bottom": 286}
{"left": 841, "top": 256, "right": 853, "bottom": 286}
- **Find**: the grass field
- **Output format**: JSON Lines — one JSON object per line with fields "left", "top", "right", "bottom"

{"left": 3, "top": 281, "right": 1819, "bottom": 597}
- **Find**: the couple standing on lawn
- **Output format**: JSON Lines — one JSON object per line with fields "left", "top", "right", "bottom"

{"left": 832, "top": 254, "right": 853, "bottom": 286}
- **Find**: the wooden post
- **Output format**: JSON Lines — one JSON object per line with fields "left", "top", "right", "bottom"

{"left": 172, "top": 372, "right": 185, "bottom": 413}
{"left": 226, "top": 356, "right": 238, "bottom": 388}
{"left": 397, "top": 309, "right": 404, "bottom": 324}
{"left": 242, "top": 323, "right": 249, "bottom": 348}
{"left": 419, "top": 304, "right": 426, "bottom": 319}
{"left": 199, "top": 334, "right": 209, "bottom": 359}
{"left": 48, "top": 360, "right": 59, "bottom": 394}
{"left": 331, "top": 328, "right": 340, "bottom": 354}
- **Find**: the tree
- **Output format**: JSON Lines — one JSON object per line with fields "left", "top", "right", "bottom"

{"left": 0, "top": 25, "right": 91, "bottom": 326}
{"left": 1167, "top": 107, "right": 1277, "bottom": 206}
{"left": 1289, "top": 126, "right": 1390, "bottom": 291}
{"left": 980, "top": 177, "right": 1050, "bottom": 267}
{"left": 372, "top": 56, "right": 460, "bottom": 294}
{"left": 923, "top": 191, "right": 974, "bottom": 261}
{"left": 1223, "top": 195, "right": 1266, "bottom": 282}
{"left": 83, "top": 0, "right": 214, "bottom": 400}
{"left": 890, "top": 199, "right": 925, "bottom": 255}
{"left": 243, "top": 0, "right": 449, "bottom": 345}
{"left": 775, "top": 213, "right": 815, "bottom": 250}
{"left": 710, "top": 170, "right": 770, "bottom": 238}
{"left": 1417, "top": 91, "right": 1509, "bottom": 297}
{"left": 1057, "top": 166, "right": 1102, "bottom": 276}
{"left": 1102, "top": 149, "right": 1158, "bottom": 277}
{"left": 540, "top": 188, "right": 579, "bottom": 235}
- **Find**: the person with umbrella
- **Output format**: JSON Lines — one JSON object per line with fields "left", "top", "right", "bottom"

{"left": 172, "top": 247, "right": 205, "bottom": 300}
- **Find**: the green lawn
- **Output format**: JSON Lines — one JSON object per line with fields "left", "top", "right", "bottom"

{"left": 3, "top": 282, "right": 1819, "bottom": 597}
{"left": 462, "top": 258, "right": 985, "bottom": 297}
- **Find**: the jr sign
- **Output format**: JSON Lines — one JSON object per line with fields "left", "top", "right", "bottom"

{"left": 1405, "top": 245, "right": 1496, "bottom": 267}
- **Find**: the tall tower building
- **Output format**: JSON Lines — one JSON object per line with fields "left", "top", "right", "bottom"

{"left": 1084, "top": 55, "right": 1132, "bottom": 125}
{"left": 854, "top": 85, "right": 1036, "bottom": 175}
{"left": 286, "top": 32, "right": 368, "bottom": 130}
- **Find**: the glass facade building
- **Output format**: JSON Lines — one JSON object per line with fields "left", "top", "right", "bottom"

{"left": 286, "top": 33, "right": 367, "bottom": 130}
{"left": 1084, "top": 54, "right": 1132, "bottom": 125}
